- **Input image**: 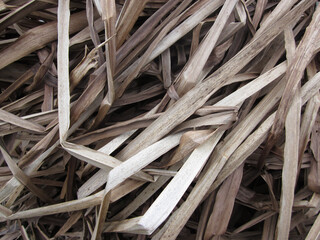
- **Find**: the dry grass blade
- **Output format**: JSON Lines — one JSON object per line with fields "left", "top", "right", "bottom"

{"left": 94, "top": 132, "right": 183, "bottom": 238}
{"left": 0, "top": 140, "right": 53, "bottom": 203}
{"left": 0, "top": 109, "right": 45, "bottom": 133}
{"left": 116, "top": 0, "right": 148, "bottom": 48}
{"left": 163, "top": 130, "right": 213, "bottom": 167}
{"left": 70, "top": 46, "right": 98, "bottom": 91}
{"left": 117, "top": 0, "right": 314, "bottom": 161}
{"left": 261, "top": 4, "right": 320, "bottom": 166}
{"left": 57, "top": 0, "right": 70, "bottom": 141}
{"left": 69, "top": 18, "right": 104, "bottom": 47}
{"left": 210, "top": 110, "right": 276, "bottom": 198}
{"left": 0, "top": 10, "right": 88, "bottom": 70}
{"left": 25, "top": 43, "right": 57, "bottom": 92}
{"left": 86, "top": 0, "right": 104, "bottom": 66}
{"left": 233, "top": 211, "right": 277, "bottom": 234}
{"left": 176, "top": 0, "right": 237, "bottom": 96}
{"left": 300, "top": 61, "right": 320, "bottom": 186}
{"left": 214, "top": 62, "right": 286, "bottom": 107}
{"left": 89, "top": 0, "right": 117, "bottom": 129}
{"left": 0, "top": 64, "right": 39, "bottom": 105}
{"left": 55, "top": 211, "right": 82, "bottom": 237}
{"left": 252, "top": 0, "right": 267, "bottom": 29}
{"left": 116, "top": 0, "right": 181, "bottom": 64}
{"left": 196, "top": 192, "right": 215, "bottom": 240}
{"left": 275, "top": 88, "right": 301, "bottom": 239}
{"left": 3, "top": 191, "right": 103, "bottom": 221}
{"left": 309, "top": 110, "right": 320, "bottom": 193}
{"left": 306, "top": 207, "right": 320, "bottom": 240}
{"left": 110, "top": 163, "right": 182, "bottom": 222}
{"left": 1, "top": 0, "right": 319, "bottom": 239}
{"left": 262, "top": 214, "right": 277, "bottom": 240}
{"left": 105, "top": 128, "right": 224, "bottom": 234}
{"left": 106, "top": 133, "right": 183, "bottom": 192}
{"left": 204, "top": 164, "right": 243, "bottom": 239}
{"left": 0, "top": 0, "right": 50, "bottom": 33}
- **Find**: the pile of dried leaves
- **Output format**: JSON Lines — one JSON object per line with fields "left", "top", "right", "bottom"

{"left": 0, "top": 0, "right": 320, "bottom": 239}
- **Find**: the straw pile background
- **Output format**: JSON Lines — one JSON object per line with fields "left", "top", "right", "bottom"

{"left": 0, "top": 0, "right": 320, "bottom": 239}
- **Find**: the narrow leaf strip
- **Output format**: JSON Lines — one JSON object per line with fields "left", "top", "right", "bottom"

{"left": 0, "top": 109, "right": 45, "bottom": 133}
{"left": 57, "top": 0, "right": 70, "bottom": 142}
{"left": 275, "top": 89, "right": 301, "bottom": 239}
{"left": 105, "top": 128, "right": 224, "bottom": 234}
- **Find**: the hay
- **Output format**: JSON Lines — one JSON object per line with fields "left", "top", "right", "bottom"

{"left": 0, "top": 0, "right": 320, "bottom": 239}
